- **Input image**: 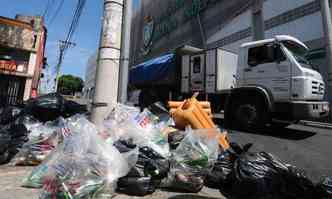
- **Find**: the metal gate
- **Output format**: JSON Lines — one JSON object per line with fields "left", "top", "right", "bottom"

{"left": 0, "top": 74, "right": 26, "bottom": 107}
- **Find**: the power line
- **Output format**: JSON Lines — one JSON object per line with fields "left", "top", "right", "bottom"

{"left": 53, "top": 0, "right": 87, "bottom": 91}
{"left": 62, "top": 0, "right": 87, "bottom": 53}
{"left": 42, "top": 0, "right": 51, "bottom": 18}
{"left": 49, "top": 0, "right": 65, "bottom": 25}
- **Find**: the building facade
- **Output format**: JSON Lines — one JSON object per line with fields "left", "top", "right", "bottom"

{"left": 130, "top": 0, "right": 332, "bottom": 103}
{"left": 0, "top": 15, "right": 46, "bottom": 106}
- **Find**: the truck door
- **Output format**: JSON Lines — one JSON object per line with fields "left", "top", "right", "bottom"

{"left": 244, "top": 44, "right": 291, "bottom": 101}
{"left": 190, "top": 54, "right": 205, "bottom": 92}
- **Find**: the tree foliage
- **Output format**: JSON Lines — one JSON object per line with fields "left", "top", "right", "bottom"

{"left": 58, "top": 74, "right": 84, "bottom": 95}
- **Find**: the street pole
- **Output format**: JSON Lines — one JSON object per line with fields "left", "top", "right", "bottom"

{"left": 91, "top": 0, "right": 124, "bottom": 126}
{"left": 54, "top": 40, "right": 75, "bottom": 92}
{"left": 251, "top": 0, "right": 265, "bottom": 41}
{"left": 320, "top": 0, "right": 332, "bottom": 97}
{"left": 118, "top": 0, "right": 133, "bottom": 103}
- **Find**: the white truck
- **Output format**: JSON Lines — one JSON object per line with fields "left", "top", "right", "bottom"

{"left": 130, "top": 35, "right": 330, "bottom": 130}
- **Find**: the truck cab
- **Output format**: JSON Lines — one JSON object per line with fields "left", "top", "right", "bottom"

{"left": 228, "top": 35, "right": 329, "bottom": 129}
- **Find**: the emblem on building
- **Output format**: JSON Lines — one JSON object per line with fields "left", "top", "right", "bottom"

{"left": 141, "top": 16, "right": 154, "bottom": 55}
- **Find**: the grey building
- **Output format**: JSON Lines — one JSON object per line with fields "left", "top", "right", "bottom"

{"left": 130, "top": 0, "right": 332, "bottom": 103}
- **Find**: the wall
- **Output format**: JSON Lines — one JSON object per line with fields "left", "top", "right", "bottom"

{"left": 130, "top": 0, "right": 250, "bottom": 65}
{"left": 0, "top": 17, "right": 35, "bottom": 52}
{"left": 207, "top": 10, "right": 251, "bottom": 45}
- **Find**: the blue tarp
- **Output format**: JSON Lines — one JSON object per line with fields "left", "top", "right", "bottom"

{"left": 129, "top": 53, "right": 176, "bottom": 87}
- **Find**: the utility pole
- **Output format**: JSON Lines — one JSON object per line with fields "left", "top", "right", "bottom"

{"left": 118, "top": 0, "right": 133, "bottom": 103}
{"left": 320, "top": 0, "right": 332, "bottom": 94}
{"left": 251, "top": 0, "right": 265, "bottom": 41}
{"left": 54, "top": 40, "right": 75, "bottom": 92}
{"left": 91, "top": 0, "right": 124, "bottom": 126}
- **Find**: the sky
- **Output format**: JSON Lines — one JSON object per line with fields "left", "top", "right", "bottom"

{"left": 0, "top": 0, "right": 140, "bottom": 81}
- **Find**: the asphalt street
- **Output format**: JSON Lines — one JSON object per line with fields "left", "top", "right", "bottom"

{"left": 227, "top": 124, "right": 332, "bottom": 183}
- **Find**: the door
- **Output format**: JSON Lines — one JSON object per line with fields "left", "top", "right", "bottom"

{"left": 190, "top": 54, "right": 205, "bottom": 92}
{"left": 244, "top": 43, "right": 291, "bottom": 101}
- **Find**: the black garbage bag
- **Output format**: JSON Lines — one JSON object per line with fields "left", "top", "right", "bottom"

{"left": 113, "top": 139, "right": 137, "bottom": 153}
{"left": 116, "top": 144, "right": 170, "bottom": 196}
{"left": 138, "top": 146, "right": 170, "bottom": 179}
{"left": 0, "top": 133, "right": 11, "bottom": 164}
{"left": 117, "top": 177, "right": 156, "bottom": 196}
{"left": 160, "top": 171, "right": 205, "bottom": 193}
{"left": 226, "top": 151, "right": 317, "bottom": 199}
{"left": 316, "top": 177, "right": 332, "bottom": 198}
{"left": 205, "top": 150, "right": 234, "bottom": 189}
{"left": 0, "top": 106, "right": 23, "bottom": 125}
{"left": 63, "top": 100, "right": 87, "bottom": 117}
{"left": 0, "top": 124, "right": 28, "bottom": 164}
{"left": 24, "top": 93, "right": 65, "bottom": 122}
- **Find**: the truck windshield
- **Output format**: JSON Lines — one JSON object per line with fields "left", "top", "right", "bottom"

{"left": 282, "top": 41, "right": 312, "bottom": 69}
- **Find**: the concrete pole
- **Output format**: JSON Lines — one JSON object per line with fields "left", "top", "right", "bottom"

{"left": 320, "top": 0, "right": 332, "bottom": 89}
{"left": 118, "top": 0, "right": 133, "bottom": 103}
{"left": 91, "top": 0, "right": 124, "bottom": 126}
{"left": 251, "top": 0, "right": 265, "bottom": 41}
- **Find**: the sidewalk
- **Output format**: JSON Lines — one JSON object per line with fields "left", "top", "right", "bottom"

{"left": 0, "top": 166, "right": 225, "bottom": 199}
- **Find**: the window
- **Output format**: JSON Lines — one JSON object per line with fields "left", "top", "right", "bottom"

{"left": 282, "top": 41, "right": 312, "bottom": 69}
{"left": 193, "top": 57, "right": 201, "bottom": 73}
{"left": 248, "top": 44, "right": 286, "bottom": 67}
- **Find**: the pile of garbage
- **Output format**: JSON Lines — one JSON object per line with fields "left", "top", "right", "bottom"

{"left": 0, "top": 93, "right": 87, "bottom": 165}
{"left": 0, "top": 94, "right": 332, "bottom": 198}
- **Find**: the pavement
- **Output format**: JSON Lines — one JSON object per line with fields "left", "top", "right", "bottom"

{"left": 0, "top": 166, "right": 224, "bottom": 199}
{"left": 1, "top": 123, "right": 331, "bottom": 198}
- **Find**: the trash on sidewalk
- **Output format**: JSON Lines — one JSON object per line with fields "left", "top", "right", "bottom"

{"left": 211, "top": 143, "right": 331, "bottom": 199}
{"left": 204, "top": 150, "right": 235, "bottom": 189}
{"left": 10, "top": 101, "right": 330, "bottom": 199}
{"left": 316, "top": 177, "right": 332, "bottom": 197}
{"left": 104, "top": 104, "right": 171, "bottom": 158}
{"left": 10, "top": 120, "right": 62, "bottom": 166}
{"left": 0, "top": 124, "right": 29, "bottom": 164}
{"left": 0, "top": 93, "right": 88, "bottom": 165}
{"left": 115, "top": 143, "right": 168, "bottom": 196}
{"left": 160, "top": 127, "right": 220, "bottom": 193}
{"left": 0, "top": 106, "right": 23, "bottom": 125}
{"left": 23, "top": 115, "right": 132, "bottom": 198}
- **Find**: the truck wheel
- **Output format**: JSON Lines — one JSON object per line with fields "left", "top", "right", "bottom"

{"left": 230, "top": 97, "right": 268, "bottom": 131}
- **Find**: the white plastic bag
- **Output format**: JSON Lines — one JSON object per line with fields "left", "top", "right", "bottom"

{"left": 23, "top": 115, "right": 131, "bottom": 199}
{"left": 172, "top": 127, "right": 220, "bottom": 173}
{"left": 11, "top": 120, "right": 61, "bottom": 166}
{"left": 104, "top": 106, "right": 170, "bottom": 158}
